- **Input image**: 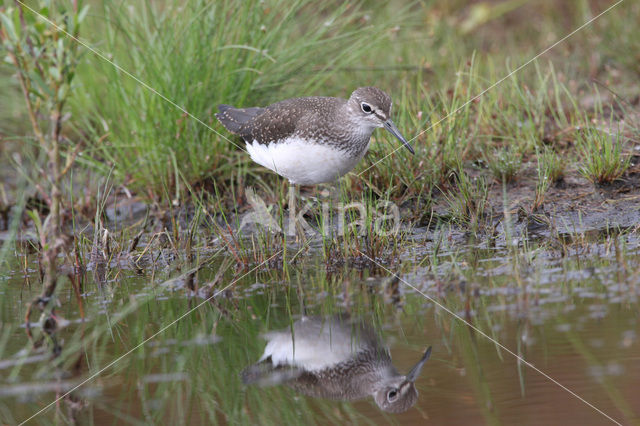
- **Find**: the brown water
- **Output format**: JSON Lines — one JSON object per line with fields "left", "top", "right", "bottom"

{"left": 1, "top": 230, "right": 639, "bottom": 425}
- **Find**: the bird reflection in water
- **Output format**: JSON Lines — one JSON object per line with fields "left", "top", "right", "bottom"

{"left": 241, "top": 315, "right": 431, "bottom": 413}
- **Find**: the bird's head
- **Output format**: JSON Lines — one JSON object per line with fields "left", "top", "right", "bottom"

{"left": 372, "top": 346, "right": 431, "bottom": 413}
{"left": 347, "top": 87, "right": 414, "bottom": 154}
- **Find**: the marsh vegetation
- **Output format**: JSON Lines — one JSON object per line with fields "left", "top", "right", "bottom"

{"left": 1, "top": 0, "right": 639, "bottom": 424}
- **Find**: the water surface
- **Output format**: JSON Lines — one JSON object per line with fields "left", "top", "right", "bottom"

{"left": 1, "top": 230, "right": 639, "bottom": 425}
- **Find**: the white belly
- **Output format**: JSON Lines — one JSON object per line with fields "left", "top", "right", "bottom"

{"left": 245, "top": 137, "right": 369, "bottom": 185}
{"left": 259, "top": 318, "right": 365, "bottom": 371}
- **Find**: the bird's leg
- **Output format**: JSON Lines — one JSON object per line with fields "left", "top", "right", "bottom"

{"left": 317, "top": 182, "right": 342, "bottom": 238}
{"left": 286, "top": 181, "right": 297, "bottom": 238}
{"left": 287, "top": 182, "right": 316, "bottom": 240}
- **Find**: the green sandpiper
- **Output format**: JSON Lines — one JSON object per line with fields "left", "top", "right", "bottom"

{"left": 241, "top": 315, "right": 432, "bottom": 413}
{"left": 215, "top": 87, "right": 414, "bottom": 185}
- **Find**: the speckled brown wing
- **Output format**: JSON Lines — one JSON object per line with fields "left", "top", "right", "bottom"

{"left": 219, "top": 96, "right": 347, "bottom": 145}
{"left": 236, "top": 97, "right": 313, "bottom": 145}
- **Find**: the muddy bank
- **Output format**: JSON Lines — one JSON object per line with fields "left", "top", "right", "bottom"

{"left": 429, "top": 157, "right": 640, "bottom": 236}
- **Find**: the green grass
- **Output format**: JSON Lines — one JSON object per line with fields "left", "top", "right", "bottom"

{"left": 442, "top": 168, "right": 489, "bottom": 231}
{"left": 533, "top": 145, "right": 564, "bottom": 210}
{"left": 0, "top": 0, "right": 636, "bottom": 211}
{"left": 72, "top": 0, "right": 406, "bottom": 199}
{"left": 577, "top": 125, "right": 631, "bottom": 185}
{"left": 539, "top": 145, "right": 565, "bottom": 184}
{"left": 2, "top": 1, "right": 640, "bottom": 424}
{"left": 484, "top": 145, "right": 522, "bottom": 183}
{"left": 4, "top": 0, "right": 638, "bottom": 219}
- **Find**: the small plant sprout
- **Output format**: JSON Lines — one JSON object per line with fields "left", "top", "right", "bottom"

{"left": 540, "top": 146, "right": 565, "bottom": 184}
{"left": 533, "top": 146, "right": 565, "bottom": 211}
{"left": 485, "top": 145, "right": 523, "bottom": 184}
{"left": 577, "top": 126, "right": 631, "bottom": 185}
{"left": 444, "top": 169, "right": 489, "bottom": 232}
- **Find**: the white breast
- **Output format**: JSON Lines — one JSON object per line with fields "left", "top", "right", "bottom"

{"left": 245, "top": 137, "right": 369, "bottom": 185}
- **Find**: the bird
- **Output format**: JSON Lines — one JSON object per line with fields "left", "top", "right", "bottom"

{"left": 241, "top": 315, "right": 432, "bottom": 413}
{"left": 215, "top": 87, "right": 414, "bottom": 185}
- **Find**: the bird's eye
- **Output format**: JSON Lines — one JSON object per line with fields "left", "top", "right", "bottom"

{"left": 387, "top": 389, "right": 398, "bottom": 402}
{"left": 361, "top": 103, "right": 373, "bottom": 114}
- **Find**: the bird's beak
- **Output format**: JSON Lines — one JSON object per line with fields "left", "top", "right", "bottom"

{"left": 384, "top": 119, "right": 415, "bottom": 155}
{"left": 406, "top": 346, "right": 432, "bottom": 382}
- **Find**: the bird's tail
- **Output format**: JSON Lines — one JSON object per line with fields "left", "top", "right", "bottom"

{"left": 240, "top": 361, "right": 303, "bottom": 387}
